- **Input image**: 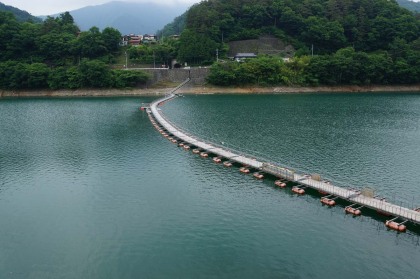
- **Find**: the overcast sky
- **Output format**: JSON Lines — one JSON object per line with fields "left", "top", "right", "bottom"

{"left": 2, "top": 0, "right": 200, "bottom": 16}
{"left": 3, "top": 0, "right": 420, "bottom": 16}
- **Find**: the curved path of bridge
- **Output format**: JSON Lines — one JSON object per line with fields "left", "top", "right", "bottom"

{"left": 145, "top": 81, "right": 420, "bottom": 229}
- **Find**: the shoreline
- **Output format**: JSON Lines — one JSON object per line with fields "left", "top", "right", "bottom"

{"left": 1, "top": 84, "right": 420, "bottom": 98}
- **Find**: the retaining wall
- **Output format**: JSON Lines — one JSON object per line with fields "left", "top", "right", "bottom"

{"left": 140, "top": 68, "right": 210, "bottom": 86}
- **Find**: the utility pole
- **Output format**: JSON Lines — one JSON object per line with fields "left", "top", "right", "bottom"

{"left": 153, "top": 50, "right": 156, "bottom": 68}
{"left": 125, "top": 51, "right": 128, "bottom": 69}
{"left": 216, "top": 48, "right": 219, "bottom": 62}
{"left": 311, "top": 44, "right": 314, "bottom": 57}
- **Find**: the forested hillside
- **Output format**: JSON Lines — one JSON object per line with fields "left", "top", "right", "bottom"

{"left": 0, "top": 12, "right": 148, "bottom": 90}
{"left": 157, "top": 12, "right": 187, "bottom": 38}
{"left": 1, "top": 0, "right": 419, "bottom": 89}
{"left": 182, "top": 0, "right": 418, "bottom": 56}
{"left": 176, "top": 0, "right": 419, "bottom": 85}
{"left": 0, "top": 2, "right": 41, "bottom": 22}
{"left": 397, "top": 0, "right": 420, "bottom": 12}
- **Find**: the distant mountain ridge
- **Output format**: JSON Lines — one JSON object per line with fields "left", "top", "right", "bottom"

{"left": 60, "top": 1, "right": 190, "bottom": 34}
{"left": 397, "top": 0, "right": 420, "bottom": 12}
{"left": 0, "top": 2, "right": 41, "bottom": 22}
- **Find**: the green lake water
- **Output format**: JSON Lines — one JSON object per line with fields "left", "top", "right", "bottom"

{"left": 0, "top": 93, "right": 419, "bottom": 278}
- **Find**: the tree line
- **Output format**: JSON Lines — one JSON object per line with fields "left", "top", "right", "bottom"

{"left": 208, "top": 45, "right": 419, "bottom": 86}
{"left": 0, "top": 11, "right": 148, "bottom": 90}
{"left": 181, "top": 0, "right": 419, "bottom": 58}
{"left": 177, "top": 0, "right": 419, "bottom": 85}
{"left": 126, "top": 41, "right": 179, "bottom": 68}
{"left": 2, "top": 0, "right": 419, "bottom": 89}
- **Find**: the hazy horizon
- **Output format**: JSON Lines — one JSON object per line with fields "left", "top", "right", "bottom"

{"left": 1, "top": 0, "right": 200, "bottom": 16}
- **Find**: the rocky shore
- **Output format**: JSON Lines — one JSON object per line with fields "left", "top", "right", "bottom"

{"left": 1, "top": 84, "right": 419, "bottom": 98}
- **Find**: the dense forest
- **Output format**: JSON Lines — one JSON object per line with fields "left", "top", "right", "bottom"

{"left": 157, "top": 12, "right": 187, "bottom": 39}
{"left": 1, "top": 0, "right": 420, "bottom": 89}
{"left": 0, "top": 11, "right": 148, "bottom": 90}
{"left": 182, "top": 0, "right": 419, "bottom": 56}
{"left": 179, "top": 0, "right": 419, "bottom": 85}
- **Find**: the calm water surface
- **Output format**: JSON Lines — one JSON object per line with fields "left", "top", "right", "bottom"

{"left": 0, "top": 94, "right": 419, "bottom": 279}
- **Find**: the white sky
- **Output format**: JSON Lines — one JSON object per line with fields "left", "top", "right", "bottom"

{"left": 2, "top": 0, "right": 200, "bottom": 16}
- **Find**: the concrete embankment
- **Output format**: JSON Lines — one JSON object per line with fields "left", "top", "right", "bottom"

{"left": 178, "top": 84, "right": 420, "bottom": 94}
{"left": 141, "top": 67, "right": 210, "bottom": 86}
{"left": 1, "top": 84, "right": 420, "bottom": 98}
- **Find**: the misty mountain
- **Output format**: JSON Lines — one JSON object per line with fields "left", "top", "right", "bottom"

{"left": 0, "top": 2, "right": 41, "bottom": 22}
{"left": 397, "top": 0, "right": 420, "bottom": 12}
{"left": 62, "top": 1, "right": 190, "bottom": 35}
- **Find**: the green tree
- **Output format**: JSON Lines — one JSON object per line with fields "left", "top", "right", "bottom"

{"left": 102, "top": 27, "right": 121, "bottom": 52}
{"left": 112, "top": 70, "right": 149, "bottom": 88}
{"left": 27, "top": 63, "right": 50, "bottom": 88}
{"left": 153, "top": 44, "right": 176, "bottom": 67}
{"left": 37, "top": 32, "right": 77, "bottom": 65}
{"left": 0, "top": 61, "right": 16, "bottom": 88}
{"left": 280, "top": 56, "right": 311, "bottom": 85}
{"left": 66, "top": 66, "right": 83, "bottom": 89}
{"left": 58, "top": 12, "right": 79, "bottom": 34}
{"left": 11, "top": 22, "right": 41, "bottom": 62}
{"left": 365, "top": 51, "right": 393, "bottom": 84}
{"left": 76, "top": 27, "right": 107, "bottom": 59}
{"left": 79, "top": 59, "right": 112, "bottom": 88}
{"left": 278, "top": 7, "right": 304, "bottom": 35}
{"left": 0, "top": 12, "right": 21, "bottom": 61}
{"left": 207, "top": 62, "right": 239, "bottom": 86}
{"left": 177, "top": 29, "right": 218, "bottom": 64}
{"left": 59, "top": 12, "right": 74, "bottom": 25}
{"left": 40, "top": 16, "right": 61, "bottom": 35}
{"left": 301, "top": 17, "right": 347, "bottom": 53}
{"left": 306, "top": 55, "right": 335, "bottom": 85}
{"left": 239, "top": 56, "right": 282, "bottom": 85}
